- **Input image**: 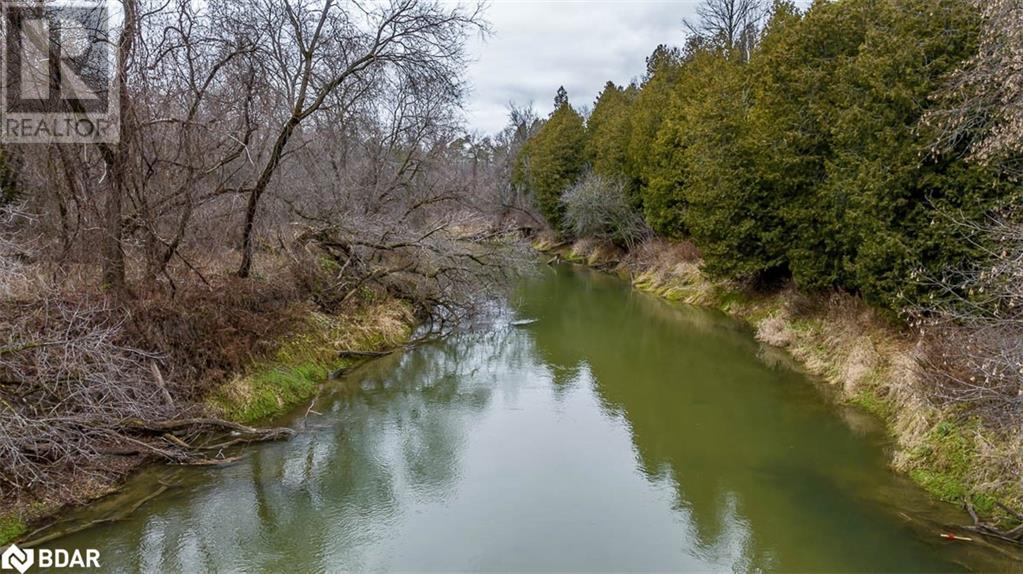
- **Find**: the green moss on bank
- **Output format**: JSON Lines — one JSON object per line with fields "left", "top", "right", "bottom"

{"left": 0, "top": 514, "right": 27, "bottom": 546}
{"left": 907, "top": 420, "right": 997, "bottom": 513}
{"left": 211, "top": 362, "right": 330, "bottom": 423}
{"left": 209, "top": 300, "right": 413, "bottom": 424}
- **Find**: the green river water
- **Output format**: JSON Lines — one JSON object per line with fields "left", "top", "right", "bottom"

{"left": 42, "top": 265, "right": 1019, "bottom": 572}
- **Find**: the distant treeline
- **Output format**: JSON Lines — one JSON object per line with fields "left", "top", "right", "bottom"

{"left": 512, "top": 0, "right": 1022, "bottom": 314}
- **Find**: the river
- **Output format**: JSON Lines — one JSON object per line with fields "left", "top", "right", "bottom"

{"left": 44, "top": 265, "right": 1015, "bottom": 572}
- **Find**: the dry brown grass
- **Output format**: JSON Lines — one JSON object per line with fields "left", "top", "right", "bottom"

{"left": 627, "top": 237, "right": 702, "bottom": 267}
{"left": 618, "top": 238, "right": 715, "bottom": 305}
{"left": 127, "top": 274, "right": 308, "bottom": 398}
{"left": 566, "top": 238, "right": 624, "bottom": 267}
{"left": 744, "top": 290, "right": 1023, "bottom": 518}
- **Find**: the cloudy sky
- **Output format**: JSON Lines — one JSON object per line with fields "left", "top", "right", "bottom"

{"left": 462, "top": 1, "right": 700, "bottom": 135}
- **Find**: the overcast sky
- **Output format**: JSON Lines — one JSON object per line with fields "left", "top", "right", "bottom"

{"left": 462, "top": 1, "right": 701, "bottom": 135}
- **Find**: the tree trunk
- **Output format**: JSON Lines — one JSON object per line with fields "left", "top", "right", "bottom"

{"left": 237, "top": 116, "right": 300, "bottom": 278}
{"left": 101, "top": 0, "right": 136, "bottom": 297}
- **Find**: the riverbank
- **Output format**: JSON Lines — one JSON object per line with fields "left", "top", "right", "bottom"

{"left": 41, "top": 263, "right": 1017, "bottom": 572}
{"left": 0, "top": 293, "right": 415, "bottom": 546}
{"left": 538, "top": 236, "right": 1023, "bottom": 529}
{"left": 208, "top": 299, "right": 413, "bottom": 424}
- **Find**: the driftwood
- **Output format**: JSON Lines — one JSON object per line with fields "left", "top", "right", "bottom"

{"left": 963, "top": 501, "right": 1023, "bottom": 545}
{"left": 338, "top": 349, "right": 394, "bottom": 359}
{"left": 179, "top": 454, "right": 246, "bottom": 466}
{"left": 120, "top": 417, "right": 294, "bottom": 439}
{"left": 86, "top": 417, "right": 297, "bottom": 465}
{"left": 0, "top": 300, "right": 299, "bottom": 497}
{"left": 150, "top": 362, "right": 174, "bottom": 406}
{"left": 331, "top": 348, "right": 399, "bottom": 378}
{"left": 510, "top": 319, "right": 538, "bottom": 327}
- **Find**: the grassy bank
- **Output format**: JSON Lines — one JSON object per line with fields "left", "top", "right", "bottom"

{"left": 209, "top": 299, "right": 413, "bottom": 423}
{"left": 539, "top": 236, "right": 1023, "bottom": 524}
{"left": 0, "top": 297, "right": 414, "bottom": 546}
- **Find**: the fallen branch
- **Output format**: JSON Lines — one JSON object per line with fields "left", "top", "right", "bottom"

{"left": 964, "top": 501, "right": 1023, "bottom": 545}
{"left": 119, "top": 417, "right": 294, "bottom": 440}
{"left": 338, "top": 349, "right": 393, "bottom": 359}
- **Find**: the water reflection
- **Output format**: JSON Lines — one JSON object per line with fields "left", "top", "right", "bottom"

{"left": 49, "top": 265, "right": 1011, "bottom": 572}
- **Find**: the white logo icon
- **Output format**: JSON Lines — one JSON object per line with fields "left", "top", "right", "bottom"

{"left": 1, "top": 544, "right": 34, "bottom": 574}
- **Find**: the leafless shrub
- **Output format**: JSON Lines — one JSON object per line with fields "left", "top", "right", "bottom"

{"left": 561, "top": 172, "right": 650, "bottom": 250}
{"left": 126, "top": 275, "right": 307, "bottom": 395}
{"left": 623, "top": 237, "right": 702, "bottom": 276}
{"left": 0, "top": 287, "right": 302, "bottom": 502}
{"left": 0, "top": 298, "right": 165, "bottom": 496}
{"left": 927, "top": 0, "right": 1023, "bottom": 177}
{"left": 914, "top": 212, "right": 1023, "bottom": 428}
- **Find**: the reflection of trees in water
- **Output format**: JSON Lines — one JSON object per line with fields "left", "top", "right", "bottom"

{"left": 518, "top": 266, "right": 951, "bottom": 572}
{"left": 55, "top": 268, "right": 968, "bottom": 572}
{"left": 98, "top": 322, "right": 548, "bottom": 572}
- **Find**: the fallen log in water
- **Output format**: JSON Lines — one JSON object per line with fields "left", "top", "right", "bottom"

{"left": 338, "top": 349, "right": 394, "bottom": 359}
{"left": 964, "top": 501, "right": 1023, "bottom": 545}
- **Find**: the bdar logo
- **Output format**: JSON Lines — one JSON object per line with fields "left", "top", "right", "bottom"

{"left": 0, "top": 545, "right": 99, "bottom": 572}
{"left": 0, "top": 544, "right": 33, "bottom": 574}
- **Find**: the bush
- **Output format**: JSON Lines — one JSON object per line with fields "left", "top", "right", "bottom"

{"left": 915, "top": 212, "right": 1023, "bottom": 430}
{"left": 561, "top": 172, "right": 650, "bottom": 249}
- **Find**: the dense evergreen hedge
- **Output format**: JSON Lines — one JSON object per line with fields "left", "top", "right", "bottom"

{"left": 514, "top": 0, "right": 1022, "bottom": 313}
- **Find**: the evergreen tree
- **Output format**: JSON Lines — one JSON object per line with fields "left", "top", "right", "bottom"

{"left": 513, "top": 0, "right": 1023, "bottom": 313}
{"left": 815, "top": 0, "right": 1012, "bottom": 309}
{"left": 585, "top": 82, "right": 634, "bottom": 190}
{"left": 513, "top": 87, "right": 587, "bottom": 231}
{"left": 628, "top": 45, "right": 684, "bottom": 230}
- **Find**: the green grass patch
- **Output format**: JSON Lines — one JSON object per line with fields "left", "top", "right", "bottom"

{"left": 740, "top": 300, "right": 783, "bottom": 326}
{"left": 563, "top": 250, "right": 586, "bottom": 263}
{"left": 209, "top": 302, "right": 411, "bottom": 424}
{"left": 787, "top": 317, "right": 819, "bottom": 335}
{"left": 0, "top": 514, "right": 26, "bottom": 545}
{"left": 210, "top": 361, "right": 333, "bottom": 423}
{"left": 713, "top": 288, "right": 750, "bottom": 313}
{"left": 849, "top": 386, "right": 893, "bottom": 421}
{"left": 908, "top": 420, "right": 996, "bottom": 513}
{"left": 632, "top": 275, "right": 655, "bottom": 292}
{"left": 659, "top": 286, "right": 687, "bottom": 302}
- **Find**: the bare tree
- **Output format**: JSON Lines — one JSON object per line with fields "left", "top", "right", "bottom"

{"left": 928, "top": 0, "right": 1023, "bottom": 177}
{"left": 0, "top": 0, "right": 513, "bottom": 504}
{"left": 493, "top": 103, "right": 544, "bottom": 229}
{"left": 233, "top": 0, "right": 485, "bottom": 277}
{"left": 683, "top": 0, "right": 766, "bottom": 60}
{"left": 98, "top": 0, "right": 138, "bottom": 297}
